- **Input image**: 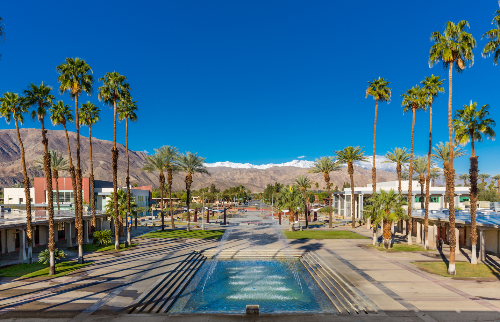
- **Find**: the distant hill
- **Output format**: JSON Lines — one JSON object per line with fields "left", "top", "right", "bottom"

{"left": 0, "top": 129, "right": 397, "bottom": 192}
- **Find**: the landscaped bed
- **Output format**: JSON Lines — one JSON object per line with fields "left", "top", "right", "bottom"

{"left": 0, "top": 261, "right": 93, "bottom": 278}
{"left": 141, "top": 229, "right": 225, "bottom": 239}
{"left": 413, "top": 261, "right": 500, "bottom": 278}
{"left": 283, "top": 230, "right": 369, "bottom": 239}
{"left": 82, "top": 243, "right": 138, "bottom": 252}
{"left": 366, "top": 244, "right": 432, "bottom": 252}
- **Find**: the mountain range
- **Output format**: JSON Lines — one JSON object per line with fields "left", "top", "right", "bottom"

{"left": 0, "top": 129, "right": 399, "bottom": 192}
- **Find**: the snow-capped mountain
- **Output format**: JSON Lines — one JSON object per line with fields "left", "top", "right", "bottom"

{"left": 205, "top": 156, "right": 399, "bottom": 172}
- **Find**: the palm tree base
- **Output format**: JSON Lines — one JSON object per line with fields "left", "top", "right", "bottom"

{"left": 372, "top": 231, "right": 377, "bottom": 245}
{"left": 49, "top": 251, "right": 55, "bottom": 275}
{"left": 447, "top": 263, "right": 456, "bottom": 275}
{"left": 78, "top": 244, "right": 84, "bottom": 262}
{"left": 27, "top": 246, "right": 33, "bottom": 264}
{"left": 471, "top": 245, "right": 478, "bottom": 264}
{"left": 382, "top": 238, "right": 391, "bottom": 249}
{"left": 424, "top": 239, "right": 429, "bottom": 250}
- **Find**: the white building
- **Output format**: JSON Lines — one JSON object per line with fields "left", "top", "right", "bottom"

{"left": 3, "top": 188, "right": 34, "bottom": 205}
{"left": 332, "top": 180, "right": 470, "bottom": 219}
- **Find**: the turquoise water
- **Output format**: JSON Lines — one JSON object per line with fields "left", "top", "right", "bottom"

{"left": 170, "top": 259, "right": 336, "bottom": 314}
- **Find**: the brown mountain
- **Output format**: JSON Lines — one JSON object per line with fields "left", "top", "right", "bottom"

{"left": 0, "top": 129, "right": 397, "bottom": 192}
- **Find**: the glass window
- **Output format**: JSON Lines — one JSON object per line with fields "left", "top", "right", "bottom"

{"left": 19, "top": 198, "right": 23, "bottom": 203}
{"left": 415, "top": 196, "right": 424, "bottom": 202}
{"left": 430, "top": 196, "right": 439, "bottom": 203}
{"left": 460, "top": 196, "right": 469, "bottom": 202}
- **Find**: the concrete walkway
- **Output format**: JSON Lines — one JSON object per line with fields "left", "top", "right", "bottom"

{"left": 0, "top": 213, "right": 499, "bottom": 321}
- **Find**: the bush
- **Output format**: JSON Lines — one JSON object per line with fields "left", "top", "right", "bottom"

{"left": 93, "top": 229, "right": 113, "bottom": 246}
{"left": 38, "top": 248, "right": 66, "bottom": 264}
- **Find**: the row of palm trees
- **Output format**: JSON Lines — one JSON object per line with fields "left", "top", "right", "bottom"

{"left": 142, "top": 146, "right": 209, "bottom": 232}
{"left": 0, "top": 57, "right": 138, "bottom": 274}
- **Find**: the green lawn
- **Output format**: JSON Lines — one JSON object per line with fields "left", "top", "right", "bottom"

{"left": 283, "top": 230, "right": 369, "bottom": 239}
{"left": 368, "top": 244, "right": 432, "bottom": 252}
{"left": 141, "top": 229, "right": 225, "bottom": 239}
{"left": 0, "top": 261, "right": 93, "bottom": 278}
{"left": 82, "top": 243, "right": 138, "bottom": 252}
{"left": 413, "top": 261, "right": 500, "bottom": 278}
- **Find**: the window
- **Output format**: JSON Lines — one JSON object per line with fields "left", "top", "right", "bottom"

{"left": 19, "top": 198, "right": 23, "bottom": 203}
{"left": 430, "top": 196, "right": 439, "bottom": 203}
{"left": 460, "top": 196, "right": 469, "bottom": 202}
{"left": 52, "top": 191, "right": 75, "bottom": 203}
{"left": 415, "top": 196, "right": 424, "bottom": 202}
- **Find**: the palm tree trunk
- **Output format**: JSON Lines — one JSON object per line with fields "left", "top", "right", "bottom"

{"left": 397, "top": 164, "right": 402, "bottom": 195}
{"left": 41, "top": 118, "right": 56, "bottom": 275}
{"left": 443, "top": 163, "right": 449, "bottom": 209}
{"left": 408, "top": 107, "right": 416, "bottom": 246}
{"left": 469, "top": 132, "right": 478, "bottom": 264}
{"left": 325, "top": 173, "right": 332, "bottom": 228}
{"left": 424, "top": 101, "right": 432, "bottom": 250}
{"left": 14, "top": 119, "right": 33, "bottom": 264}
{"left": 420, "top": 176, "right": 424, "bottom": 209}
{"left": 348, "top": 163, "right": 355, "bottom": 228}
{"left": 289, "top": 209, "right": 295, "bottom": 231}
{"left": 447, "top": 63, "right": 457, "bottom": 275}
{"left": 168, "top": 169, "right": 175, "bottom": 229}
{"left": 63, "top": 124, "right": 79, "bottom": 250}
{"left": 54, "top": 170, "right": 60, "bottom": 211}
{"left": 372, "top": 98, "right": 378, "bottom": 194}
{"left": 89, "top": 125, "right": 96, "bottom": 230}
{"left": 74, "top": 95, "right": 84, "bottom": 263}
{"left": 112, "top": 98, "right": 120, "bottom": 250}
{"left": 186, "top": 175, "right": 192, "bottom": 232}
{"left": 125, "top": 118, "right": 131, "bottom": 245}
{"left": 383, "top": 214, "right": 392, "bottom": 249}
{"left": 160, "top": 172, "right": 165, "bottom": 231}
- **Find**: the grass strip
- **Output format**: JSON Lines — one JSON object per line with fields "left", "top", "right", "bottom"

{"left": 82, "top": 243, "right": 138, "bottom": 252}
{"left": 367, "top": 244, "right": 432, "bottom": 252}
{"left": 284, "top": 230, "right": 369, "bottom": 239}
{"left": 412, "top": 261, "right": 500, "bottom": 278}
{"left": 140, "top": 229, "right": 225, "bottom": 239}
{"left": 0, "top": 261, "right": 93, "bottom": 278}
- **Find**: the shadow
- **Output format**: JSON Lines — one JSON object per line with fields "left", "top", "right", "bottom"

{"left": 459, "top": 248, "right": 471, "bottom": 262}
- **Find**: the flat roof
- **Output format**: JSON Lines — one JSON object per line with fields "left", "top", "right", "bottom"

{"left": 411, "top": 209, "right": 500, "bottom": 229}
{"left": 0, "top": 210, "right": 108, "bottom": 229}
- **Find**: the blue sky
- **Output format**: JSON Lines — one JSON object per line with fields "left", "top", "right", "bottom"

{"left": 1, "top": 0, "right": 499, "bottom": 174}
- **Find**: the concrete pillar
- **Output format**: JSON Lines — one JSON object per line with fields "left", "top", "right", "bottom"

{"left": 83, "top": 220, "right": 89, "bottom": 244}
{"left": 416, "top": 221, "right": 422, "bottom": 244}
{"left": 402, "top": 220, "right": 407, "bottom": 236}
{"left": 391, "top": 221, "right": 395, "bottom": 235}
{"left": 455, "top": 227, "right": 460, "bottom": 254}
{"left": 480, "top": 229, "right": 486, "bottom": 261}
{"left": 440, "top": 194, "right": 445, "bottom": 208}
{"left": 18, "top": 229, "right": 26, "bottom": 261}
{"left": 7, "top": 229, "right": 15, "bottom": 253}
{"left": 65, "top": 222, "right": 73, "bottom": 247}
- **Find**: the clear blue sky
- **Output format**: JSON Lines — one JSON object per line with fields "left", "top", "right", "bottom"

{"left": 1, "top": 0, "right": 499, "bottom": 174}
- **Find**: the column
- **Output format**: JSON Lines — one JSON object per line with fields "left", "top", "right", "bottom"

{"left": 83, "top": 220, "right": 89, "bottom": 244}
{"left": 416, "top": 221, "right": 422, "bottom": 244}
{"left": 441, "top": 194, "right": 445, "bottom": 209}
{"left": 403, "top": 220, "right": 407, "bottom": 236}
{"left": 480, "top": 229, "right": 486, "bottom": 261}
{"left": 18, "top": 228, "right": 26, "bottom": 261}
{"left": 65, "top": 222, "right": 73, "bottom": 247}
{"left": 455, "top": 227, "right": 460, "bottom": 254}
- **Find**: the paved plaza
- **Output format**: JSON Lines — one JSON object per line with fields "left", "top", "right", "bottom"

{"left": 1, "top": 212, "right": 500, "bottom": 321}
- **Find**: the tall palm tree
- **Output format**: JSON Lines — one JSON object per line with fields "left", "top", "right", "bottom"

{"left": 98, "top": 72, "right": 131, "bottom": 250}
{"left": 430, "top": 168, "right": 441, "bottom": 187}
{"left": 142, "top": 148, "right": 168, "bottom": 231}
{"left": 493, "top": 174, "right": 500, "bottom": 194}
{"left": 383, "top": 147, "right": 410, "bottom": 195}
{"left": 432, "top": 141, "right": 466, "bottom": 208}
{"left": 429, "top": 20, "right": 476, "bottom": 275}
{"left": 308, "top": 156, "right": 342, "bottom": 228}
{"left": 482, "top": 2, "right": 500, "bottom": 65}
{"left": 34, "top": 150, "right": 69, "bottom": 211}
{"left": 294, "top": 175, "right": 312, "bottom": 228}
{"left": 421, "top": 75, "right": 445, "bottom": 250}
{"left": 364, "top": 189, "right": 408, "bottom": 248}
{"left": 177, "top": 152, "right": 210, "bottom": 232}
{"left": 458, "top": 173, "right": 469, "bottom": 186}
{"left": 117, "top": 97, "right": 137, "bottom": 244}
{"left": 401, "top": 85, "right": 427, "bottom": 245}
{"left": 366, "top": 77, "right": 391, "bottom": 194}
{"left": 412, "top": 156, "right": 435, "bottom": 210}
{"left": 160, "top": 146, "right": 180, "bottom": 229}
{"left": 24, "top": 83, "right": 57, "bottom": 275}
{"left": 335, "top": 146, "right": 367, "bottom": 228}
{"left": 0, "top": 92, "right": 34, "bottom": 263}
{"left": 277, "top": 186, "right": 304, "bottom": 232}
{"left": 57, "top": 58, "right": 94, "bottom": 263}
{"left": 49, "top": 101, "right": 78, "bottom": 219}
{"left": 79, "top": 102, "right": 100, "bottom": 229}
{"left": 478, "top": 173, "right": 491, "bottom": 184}
{"left": 454, "top": 101, "right": 496, "bottom": 264}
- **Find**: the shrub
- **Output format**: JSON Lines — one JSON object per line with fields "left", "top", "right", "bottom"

{"left": 38, "top": 248, "right": 66, "bottom": 264}
{"left": 93, "top": 229, "right": 112, "bottom": 246}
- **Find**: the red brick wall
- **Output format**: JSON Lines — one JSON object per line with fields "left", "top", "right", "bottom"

{"left": 34, "top": 177, "right": 90, "bottom": 203}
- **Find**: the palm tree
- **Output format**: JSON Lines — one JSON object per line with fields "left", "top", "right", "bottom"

{"left": 453, "top": 101, "right": 495, "bottom": 264}
{"left": 482, "top": 2, "right": 500, "bottom": 65}
{"left": 412, "top": 156, "right": 436, "bottom": 210}
{"left": 493, "top": 174, "right": 500, "bottom": 194}
{"left": 177, "top": 152, "right": 210, "bottom": 232}
{"left": 79, "top": 102, "right": 100, "bottom": 229}
{"left": 49, "top": 100, "right": 78, "bottom": 221}
{"left": 383, "top": 147, "right": 410, "bottom": 195}
{"left": 458, "top": 173, "right": 469, "bottom": 186}
{"left": 34, "top": 150, "right": 69, "bottom": 211}
{"left": 478, "top": 173, "right": 491, "bottom": 184}
{"left": 401, "top": 85, "right": 426, "bottom": 245}
{"left": 117, "top": 97, "right": 137, "bottom": 244}
{"left": 160, "top": 146, "right": 180, "bottom": 229}
{"left": 432, "top": 141, "right": 466, "bottom": 208}
{"left": 98, "top": 72, "right": 131, "bottom": 250}
{"left": 308, "top": 156, "right": 342, "bottom": 228}
{"left": 366, "top": 77, "right": 391, "bottom": 194}
{"left": 142, "top": 148, "right": 169, "bottom": 231}
{"left": 364, "top": 189, "right": 408, "bottom": 248}
{"left": 105, "top": 190, "right": 138, "bottom": 233}
{"left": 0, "top": 92, "right": 34, "bottom": 263}
{"left": 430, "top": 168, "right": 441, "bottom": 187}
{"left": 294, "top": 175, "right": 312, "bottom": 228}
{"left": 24, "top": 83, "right": 57, "bottom": 275}
{"left": 335, "top": 147, "right": 367, "bottom": 228}
{"left": 57, "top": 58, "right": 93, "bottom": 263}
{"left": 277, "top": 186, "right": 304, "bottom": 231}
{"left": 421, "top": 75, "right": 445, "bottom": 250}
{"left": 429, "top": 20, "right": 476, "bottom": 275}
